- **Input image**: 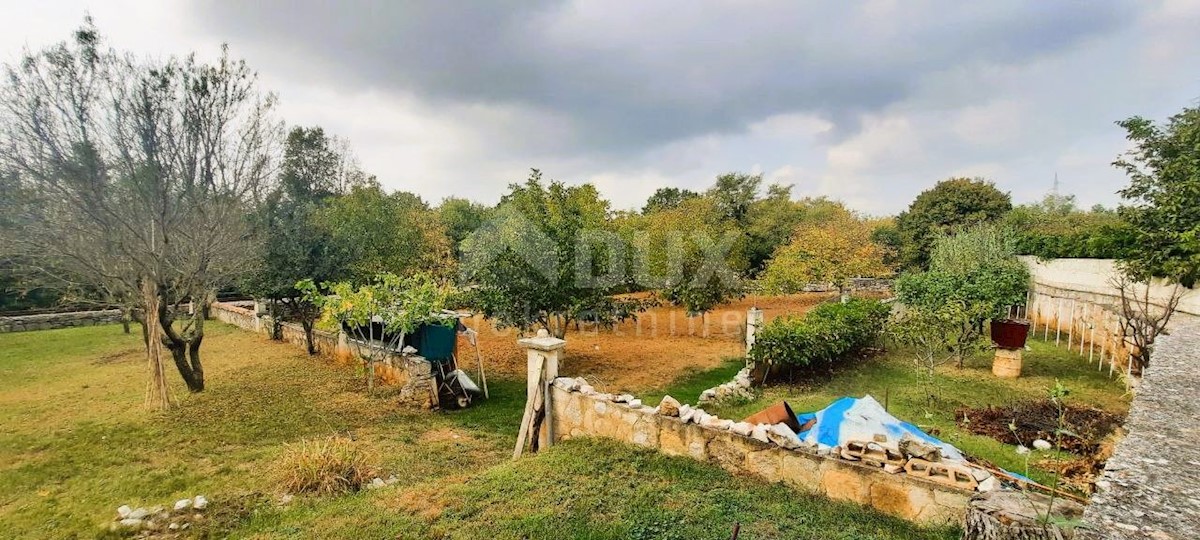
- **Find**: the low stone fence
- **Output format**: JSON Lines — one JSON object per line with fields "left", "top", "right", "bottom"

{"left": 209, "top": 301, "right": 437, "bottom": 408}
{"left": 548, "top": 378, "right": 973, "bottom": 525}
{"left": 1076, "top": 318, "right": 1200, "bottom": 539}
{"left": 0, "top": 309, "right": 124, "bottom": 333}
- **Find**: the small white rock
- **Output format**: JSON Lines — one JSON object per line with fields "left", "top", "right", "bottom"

{"left": 977, "top": 476, "right": 999, "bottom": 492}
{"left": 1032, "top": 439, "right": 1053, "bottom": 451}
{"left": 627, "top": 399, "right": 643, "bottom": 408}
{"left": 173, "top": 498, "right": 192, "bottom": 512}
{"left": 730, "top": 422, "right": 754, "bottom": 436}
{"left": 128, "top": 508, "right": 150, "bottom": 520}
{"left": 750, "top": 424, "right": 770, "bottom": 443}
{"left": 192, "top": 495, "right": 208, "bottom": 510}
{"left": 119, "top": 518, "right": 143, "bottom": 529}
{"left": 117, "top": 505, "right": 133, "bottom": 519}
{"left": 168, "top": 522, "right": 180, "bottom": 530}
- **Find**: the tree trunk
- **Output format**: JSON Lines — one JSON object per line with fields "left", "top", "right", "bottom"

{"left": 962, "top": 490, "right": 1082, "bottom": 540}
{"left": 141, "top": 281, "right": 173, "bottom": 410}
{"left": 121, "top": 306, "right": 132, "bottom": 334}
{"left": 158, "top": 295, "right": 205, "bottom": 393}
{"left": 302, "top": 319, "right": 317, "bottom": 355}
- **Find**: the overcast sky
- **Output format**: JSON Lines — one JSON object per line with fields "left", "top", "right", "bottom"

{"left": 2, "top": 1, "right": 1199, "bottom": 214}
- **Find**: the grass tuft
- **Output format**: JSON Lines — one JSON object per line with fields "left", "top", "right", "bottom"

{"left": 275, "top": 435, "right": 380, "bottom": 495}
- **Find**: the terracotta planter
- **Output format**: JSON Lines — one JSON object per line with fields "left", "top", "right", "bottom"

{"left": 743, "top": 401, "right": 803, "bottom": 433}
{"left": 990, "top": 319, "right": 1031, "bottom": 350}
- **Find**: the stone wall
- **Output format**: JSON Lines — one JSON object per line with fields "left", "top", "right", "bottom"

{"left": 1022, "top": 256, "right": 1200, "bottom": 317}
{"left": 1075, "top": 319, "right": 1200, "bottom": 539}
{"left": 209, "top": 301, "right": 437, "bottom": 409}
{"left": 548, "top": 379, "right": 973, "bottom": 525}
{"left": 0, "top": 309, "right": 124, "bottom": 333}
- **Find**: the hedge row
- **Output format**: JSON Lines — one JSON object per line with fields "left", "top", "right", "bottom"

{"left": 749, "top": 298, "right": 889, "bottom": 369}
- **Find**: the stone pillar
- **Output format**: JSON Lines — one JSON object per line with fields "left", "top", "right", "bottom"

{"left": 517, "top": 329, "right": 566, "bottom": 451}
{"left": 992, "top": 348, "right": 1023, "bottom": 378}
{"left": 335, "top": 330, "right": 352, "bottom": 362}
{"left": 746, "top": 307, "right": 764, "bottom": 354}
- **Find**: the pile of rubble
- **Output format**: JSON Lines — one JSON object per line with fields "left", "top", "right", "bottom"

{"left": 557, "top": 377, "right": 998, "bottom": 493}
{"left": 697, "top": 365, "right": 755, "bottom": 405}
{"left": 108, "top": 495, "right": 208, "bottom": 534}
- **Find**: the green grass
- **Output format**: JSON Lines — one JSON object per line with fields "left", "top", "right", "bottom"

{"left": 674, "top": 338, "right": 1130, "bottom": 485}
{"left": 0, "top": 324, "right": 955, "bottom": 539}
{"left": 641, "top": 357, "right": 747, "bottom": 406}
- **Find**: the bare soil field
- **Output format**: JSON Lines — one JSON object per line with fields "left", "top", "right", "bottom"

{"left": 465, "top": 292, "right": 850, "bottom": 394}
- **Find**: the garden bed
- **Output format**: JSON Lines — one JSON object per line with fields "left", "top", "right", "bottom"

{"left": 659, "top": 337, "right": 1131, "bottom": 485}
{"left": 955, "top": 401, "right": 1124, "bottom": 456}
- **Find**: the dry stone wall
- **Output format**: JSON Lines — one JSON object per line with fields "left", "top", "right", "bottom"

{"left": 1075, "top": 319, "right": 1200, "bottom": 540}
{"left": 548, "top": 377, "right": 973, "bottom": 525}
{"left": 209, "top": 301, "right": 437, "bottom": 409}
{"left": 0, "top": 309, "right": 123, "bottom": 333}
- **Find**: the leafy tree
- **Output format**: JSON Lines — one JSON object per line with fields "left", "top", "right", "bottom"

{"left": 460, "top": 170, "right": 620, "bottom": 338}
{"left": 0, "top": 21, "right": 279, "bottom": 408}
{"left": 742, "top": 185, "right": 806, "bottom": 274}
{"left": 642, "top": 187, "right": 699, "bottom": 214}
{"left": 893, "top": 177, "right": 1012, "bottom": 270}
{"left": 243, "top": 126, "right": 358, "bottom": 353}
{"left": 895, "top": 224, "right": 1030, "bottom": 367}
{"left": 888, "top": 300, "right": 973, "bottom": 401}
{"left": 437, "top": 197, "right": 491, "bottom": 263}
{"left": 622, "top": 196, "right": 748, "bottom": 315}
{"left": 319, "top": 182, "right": 453, "bottom": 281}
{"left": 761, "top": 204, "right": 891, "bottom": 298}
{"left": 707, "top": 172, "right": 763, "bottom": 224}
{"left": 1114, "top": 106, "right": 1200, "bottom": 287}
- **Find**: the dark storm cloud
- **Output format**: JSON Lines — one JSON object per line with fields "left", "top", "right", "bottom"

{"left": 187, "top": 1, "right": 1138, "bottom": 150}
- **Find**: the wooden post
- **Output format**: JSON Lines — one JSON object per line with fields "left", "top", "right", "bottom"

{"left": 1055, "top": 297, "right": 1063, "bottom": 346}
{"left": 1089, "top": 303, "right": 1099, "bottom": 362}
{"left": 514, "top": 329, "right": 565, "bottom": 458}
{"left": 1066, "top": 299, "right": 1076, "bottom": 351}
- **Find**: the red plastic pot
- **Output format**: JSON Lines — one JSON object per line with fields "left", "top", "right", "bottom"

{"left": 991, "top": 319, "right": 1031, "bottom": 349}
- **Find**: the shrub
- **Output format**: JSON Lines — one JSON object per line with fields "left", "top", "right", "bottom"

{"left": 749, "top": 299, "right": 889, "bottom": 370}
{"left": 275, "top": 436, "right": 380, "bottom": 495}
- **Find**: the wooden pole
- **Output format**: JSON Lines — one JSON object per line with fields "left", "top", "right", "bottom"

{"left": 1089, "top": 303, "right": 1099, "bottom": 362}
{"left": 513, "top": 354, "right": 546, "bottom": 459}
{"left": 1055, "top": 297, "right": 1063, "bottom": 346}
{"left": 1066, "top": 299, "right": 1076, "bottom": 351}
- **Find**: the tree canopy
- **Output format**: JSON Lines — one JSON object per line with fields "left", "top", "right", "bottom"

{"left": 760, "top": 205, "right": 891, "bottom": 295}
{"left": 0, "top": 20, "right": 280, "bottom": 407}
{"left": 1114, "top": 106, "right": 1200, "bottom": 288}
{"left": 892, "top": 177, "right": 1012, "bottom": 270}
{"left": 460, "top": 170, "right": 617, "bottom": 337}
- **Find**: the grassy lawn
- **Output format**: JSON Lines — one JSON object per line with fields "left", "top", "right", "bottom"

{"left": 0, "top": 323, "right": 957, "bottom": 539}
{"left": 669, "top": 338, "right": 1130, "bottom": 485}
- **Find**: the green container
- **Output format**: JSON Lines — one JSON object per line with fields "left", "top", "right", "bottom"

{"left": 414, "top": 323, "right": 456, "bottom": 362}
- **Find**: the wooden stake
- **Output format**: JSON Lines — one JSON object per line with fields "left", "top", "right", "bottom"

{"left": 513, "top": 354, "right": 546, "bottom": 459}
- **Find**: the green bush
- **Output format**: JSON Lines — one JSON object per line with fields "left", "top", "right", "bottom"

{"left": 749, "top": 299, "right": 889, "bottom": 369}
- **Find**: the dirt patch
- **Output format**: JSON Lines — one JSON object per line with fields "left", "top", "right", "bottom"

{"left": 377, "top": 480, "right": 455, "bottom": 521}
{"left": 465, "top": 293, "right": 843, "bottom": 393}
{"left": 93, "top": 347, "right": 142, "bottom": 365}
{"left": 956, "top": 401, "right": 1125, "bottom": 456}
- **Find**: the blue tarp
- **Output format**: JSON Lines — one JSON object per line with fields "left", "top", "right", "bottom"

{"left": 793, "top": 395, "right": 966, "bottom": 463}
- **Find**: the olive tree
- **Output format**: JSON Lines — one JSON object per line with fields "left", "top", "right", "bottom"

{"left": 0, "top": 21, "right": 280, "bottom": 408}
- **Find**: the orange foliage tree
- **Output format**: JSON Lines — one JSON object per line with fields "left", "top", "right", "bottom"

{"left": 760, "top": 208, "right": 892, "bottom": 298}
